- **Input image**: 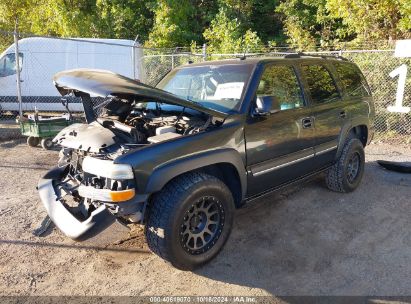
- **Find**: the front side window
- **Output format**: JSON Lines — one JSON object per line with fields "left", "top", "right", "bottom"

{"left": 302, "top": 64, "right": 340, "bottom": 104}
{"left": 156, "top": 64, "right": 254, "bottom": 114}
{"left": 256, "top": 65, "right": 304, "bottom": 110}
{"left": 0, "top": 53, "right": 23, "bottom": 77}
{"left": 335, "top": 62, "right": 371, "bottom": 97}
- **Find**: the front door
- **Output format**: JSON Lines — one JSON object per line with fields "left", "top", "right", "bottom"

{"left": 0, "top": 52, "right": 25, "bottom": 113}
{"left": 245, "top": 63, "right": 316, "bottom": 197}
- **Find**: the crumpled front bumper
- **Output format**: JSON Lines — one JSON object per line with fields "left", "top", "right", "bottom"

{"left": 37, "top": 167, "right": 129, "bottom": 242}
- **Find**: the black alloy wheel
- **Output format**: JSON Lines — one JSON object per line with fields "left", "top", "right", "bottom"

{"left": 180, "top": 196, "right": 225, "bottom": 255}
{"left": 347, "top": 151, "right": 360, "bottom": 184}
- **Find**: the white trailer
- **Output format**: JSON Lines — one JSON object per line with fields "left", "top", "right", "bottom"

{"left": 0, "top": 37, "right": 144, "bottom": 113}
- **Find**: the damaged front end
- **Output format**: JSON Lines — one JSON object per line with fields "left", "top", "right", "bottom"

{"left": 38, "top": 146, "right": 146, "bottom": 242}
{"left": 38, "top": 69, "right": 226, "bottom": 241}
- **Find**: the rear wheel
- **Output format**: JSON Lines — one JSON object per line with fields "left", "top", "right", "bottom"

{"left": 325, "top": 137, "right": 365, "bottom": 192}
{"left": 27, "top": 136, "right": 40, "bottom": 147}
{"left": 145, "top": 172, "right": 234, "bottom": 270}
{"left": 41, "top": 138, "right": 54, "bottom": 150}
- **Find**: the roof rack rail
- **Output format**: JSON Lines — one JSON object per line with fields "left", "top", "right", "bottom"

{"left": 283, "top": 52, "right": 348, "bottom": 61}
{"left": 236, "top": 54, "right": 247, "bottom": 60}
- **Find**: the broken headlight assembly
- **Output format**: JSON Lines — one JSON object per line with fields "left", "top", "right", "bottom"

{"left": 77, "top": 156, "right": 135, "bottom": 203}
{"left": 82, "top": 156, "right": 133, "bottom": 180}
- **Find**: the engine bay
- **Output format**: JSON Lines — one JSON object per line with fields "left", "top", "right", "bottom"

{"left": 53, "top": 96, "right": 224, "bottom": 162}
{"left": 96, "top": 98, "right": 214, "bottom": 146}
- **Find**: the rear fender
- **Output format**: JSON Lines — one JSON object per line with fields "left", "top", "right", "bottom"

{"left": 336, "top": 120, "right": 369, "bottom": 159}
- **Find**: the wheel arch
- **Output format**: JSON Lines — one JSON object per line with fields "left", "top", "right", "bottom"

{"left": 144, "top": 149, "right": 247, "bottom": 208}
{"left": 351, "top": 125, "right": 368, "bottom": 147}
{"left": 336, "top": 124, "right": 368, "bottom": 158}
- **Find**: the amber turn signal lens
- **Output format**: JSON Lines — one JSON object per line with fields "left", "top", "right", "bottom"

{"left": 109, "top": 189, "right": 135, "bottom": 202}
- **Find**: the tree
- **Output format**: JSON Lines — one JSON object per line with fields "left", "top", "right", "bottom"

{"left": 0, "top": 0, "right": 58, "bottom": 34}
{"left": 219, "top": 0, "right": 284, "bottom": 43}
{"left": 42, "top": 0, "right": 155, "bottom": 40}
{"left": 276, "top": 0, "right": 347, "bottom": 50}
{"left": 0, "top": 0, "right": 61, "bottom": 51}
{"left": 277, "top": 0, "right": 411, "bottom": 50}
{"left": 203, "top": 8, "right": 264, "bottom": 53}
{"left": 95, "top": 0, "right": 155, "bottom": 41}
{"left": 327, "top": 0, "right": 411, "bottom": 41}
{"left": 147, "top": 0, "right": 219, "bottom": 48}
{"left": 0, "top": 0, "right": 156, "bottom": 42}
{"left": 2, "top": 0, "right": 410, "bottom": 52}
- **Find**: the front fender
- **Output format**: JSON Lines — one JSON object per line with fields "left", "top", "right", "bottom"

{"left": 144, "top": 148, "right": 247, "bottom": 199}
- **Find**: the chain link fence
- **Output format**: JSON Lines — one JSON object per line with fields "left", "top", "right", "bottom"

{"left": 142, "top": 51, "right": 205, "bottom": 86}
{"left": 0, "top": 30, "right": 410, "bottom": 142}
{"left": 341, "top": 50, "right": 411, "bottom": 138}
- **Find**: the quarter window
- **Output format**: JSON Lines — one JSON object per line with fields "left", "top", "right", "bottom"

{"left": 256, "top": 65, "right": 304, "bottom": 110}
{"left": 335, "top": 62, "right": 370, "bottom": 97}
{"left": 302, "top": 64, "right": 340, "bottom": 104}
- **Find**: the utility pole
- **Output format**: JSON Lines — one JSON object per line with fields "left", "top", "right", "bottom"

{"left": 14, "top": 17, "right": 23, "bottom": 118}
{"left": 132, "top": 34, "right": 139, "bottom": 80}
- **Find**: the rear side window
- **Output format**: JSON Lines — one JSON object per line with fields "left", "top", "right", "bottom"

{"left": 335, "top": 62, "right": 371, "bottom": 97}
{"left": 302, "top": 64, "right": 340, "bottom": 104}
{"left": 257, "top": 65, "right": 304, "bottom": 110}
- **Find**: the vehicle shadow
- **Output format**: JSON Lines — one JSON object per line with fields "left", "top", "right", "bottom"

{"left": 0, "top": 138, "right": 25, "bottom": 148}
{"left": 0, "top": 163, "right": 52, "bottom": 170}
{"left": 194, "top": 162, "right": 411, "bottom": 295}
{"left": 0, "top": 239, "right": 151, "bottom": 254}
{"left": 0, "top": 138, "right": 61, "bottom": 151}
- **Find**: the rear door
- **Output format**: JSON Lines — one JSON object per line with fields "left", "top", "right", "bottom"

{"left": 299, "top": 62, "right": 346, "bottom": 166}
{"left": 245, "top": 63, "right": 316, "bottom": 196}
{"left": 333, "top": 61, "right": 373, "bottom": 129}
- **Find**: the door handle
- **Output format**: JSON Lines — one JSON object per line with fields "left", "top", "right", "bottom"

{"left": 302, "top": 117, "right": 313, "bottom": 128}
{"left": 339, "top": 111, "right": 347, "bottom": 118}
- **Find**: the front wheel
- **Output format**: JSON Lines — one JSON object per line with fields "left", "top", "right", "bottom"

{"left": 325, "top": 137, "right": 365, "bottom": 192}
{"left": 145, "top": 173, "right": 234, "bottom": 270}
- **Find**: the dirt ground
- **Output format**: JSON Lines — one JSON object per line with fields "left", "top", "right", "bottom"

{"left": 0, "top": 139, "right": 410, "bottom": 297}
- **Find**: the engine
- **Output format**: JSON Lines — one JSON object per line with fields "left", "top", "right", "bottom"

{"left": 54, "top": 99, "right": 217, "bottom": 163}
{"left": 98, "top": 106, "right": 210, "bottom": 146}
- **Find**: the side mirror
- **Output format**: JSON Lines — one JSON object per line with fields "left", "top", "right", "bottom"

{"left": 254, "top": 96, "right": 281, "bottom": 116}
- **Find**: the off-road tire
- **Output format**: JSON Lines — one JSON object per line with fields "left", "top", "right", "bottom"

{"left": 41, "top": 138, "right": 54, "bottom": 150}
{"left": 145, "top": 172, "right": 234, "bottom": 270}
{"left": 27, "top": 136, "right": 40, "bottom": 147}
{"left": 326, "top": 137, "right": 365, "bottom": 192}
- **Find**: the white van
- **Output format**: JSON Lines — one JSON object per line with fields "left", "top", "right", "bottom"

{"left": 0, "top": 37, "right": 144, "bottom": 114}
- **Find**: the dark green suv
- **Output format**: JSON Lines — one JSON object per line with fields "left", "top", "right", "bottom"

{"left": 38, "top": 54, "right": 375, "bottom": 270}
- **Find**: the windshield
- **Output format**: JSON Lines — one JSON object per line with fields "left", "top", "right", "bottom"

{"left": 0, "top": 53, "right": 23, "bottom": 77}
{"left": 156, "top": 64, "right": 254, "bottom": 113}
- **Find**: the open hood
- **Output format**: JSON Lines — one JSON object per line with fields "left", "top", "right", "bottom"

{"left": 53, "top": 69, "right": 228, "bottom": 119}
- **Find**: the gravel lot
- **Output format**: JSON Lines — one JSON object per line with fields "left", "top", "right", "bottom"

{"left": 0, "top": 139, "right": 410, "bottom": 297}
